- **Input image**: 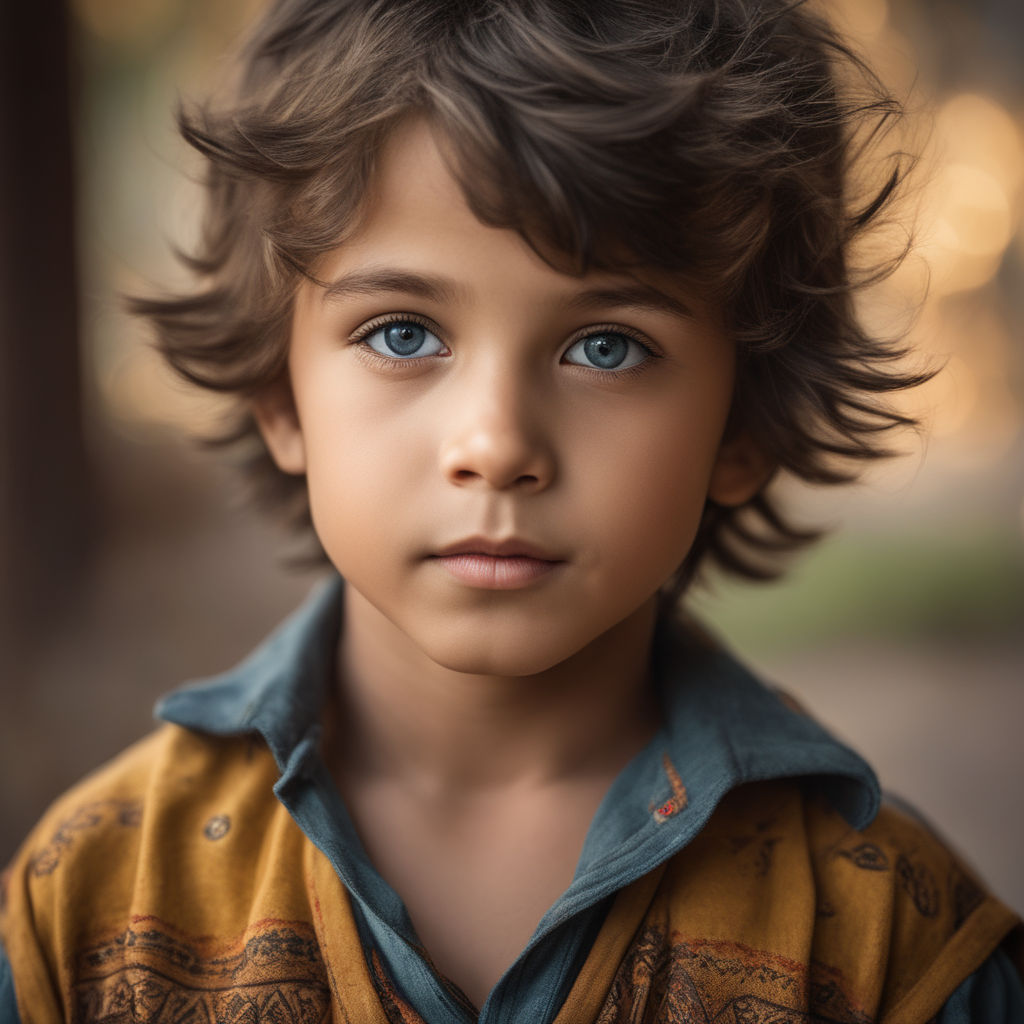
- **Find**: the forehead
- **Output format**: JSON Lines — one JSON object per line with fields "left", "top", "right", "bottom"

{"left": 351, "top": 119, "right": 489, "bottom": 262}
{"left": 317, "top": 118, "right": 718, "bottom": 325}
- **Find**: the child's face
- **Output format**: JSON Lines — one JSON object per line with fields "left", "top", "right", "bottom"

{"left": 256, "top": 119, "right": 765, "bottom": 676}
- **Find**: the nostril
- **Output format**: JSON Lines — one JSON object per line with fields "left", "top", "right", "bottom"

{"left": 448, "top": 466, "right": 544, "bottom": 490}
{"left": 440, "top": 427, "right": 556, "bottom": 491}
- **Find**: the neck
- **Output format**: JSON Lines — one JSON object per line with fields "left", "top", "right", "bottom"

{"left": 329, "top": 588, "right": 661, "bottom": 796}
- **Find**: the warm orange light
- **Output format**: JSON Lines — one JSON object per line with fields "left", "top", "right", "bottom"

{"left": 938, "top": 164, "right": 1013, "bottom": 257}
{"left": 827, "top": 0, "right": 890, "bottom": 39}
{"left": 71, "top": 0, "right": 178, "bottom": 46}
{"left": 921, "top": 354, "right": 978, "bottom": 438}
{"left": 919, "top": 164, "right": 1013, "bottom": 296}
{"left": 901, "top": 301, "right": 1020, "bottom": 454}
{"left": 101, "top": 342, "right": 230, "bottom": 434}
{"left": 936, "top": 94, "right": 1024, "bottom": 202}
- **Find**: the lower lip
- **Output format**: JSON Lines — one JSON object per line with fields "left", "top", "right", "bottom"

{"left": 433, "top": 554, "right": 563, "bottom": 589}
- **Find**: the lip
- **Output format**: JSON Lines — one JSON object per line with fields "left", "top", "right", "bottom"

{"left": 434, "top": 536, "right": 562, "bottom": 560}
{"left": 430, "top": 536, "right": 565, "bottom": 590}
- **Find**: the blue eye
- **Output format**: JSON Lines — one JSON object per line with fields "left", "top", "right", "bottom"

{"left": 563, "top": 331, "right": 649, "bottom": 371}
{"left": 362, "top": 320, "right": 446, "bottom": 359}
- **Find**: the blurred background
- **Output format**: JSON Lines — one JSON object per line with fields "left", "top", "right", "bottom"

{"left": 1, "top": 0, "right": 1022, "bottom": 912}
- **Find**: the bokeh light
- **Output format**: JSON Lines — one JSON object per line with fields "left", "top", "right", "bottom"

{"left": 826, "top": 0, "right": 890, "bottom": 40}
{"left": 71, "top": 0, "right": 179, "bottom": 47}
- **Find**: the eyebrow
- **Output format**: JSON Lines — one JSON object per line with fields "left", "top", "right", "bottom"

{"left": 566, "top": 284, "right": 695, "bottom": 321}
{"left": 320, "top": 268, "right": 464, "bottom": 306}
{"left": 319, "top": 267, "right": 695, "bottom": 320}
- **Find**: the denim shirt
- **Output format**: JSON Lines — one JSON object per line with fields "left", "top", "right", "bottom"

{"left": 1, "top": 574, "right": 1020, "bottom": 1023}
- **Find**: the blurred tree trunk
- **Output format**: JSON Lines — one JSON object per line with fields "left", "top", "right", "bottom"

{"left": 0, "top": 0, "right": 93, "bottom": 663}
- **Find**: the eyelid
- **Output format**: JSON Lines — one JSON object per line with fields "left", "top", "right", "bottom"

{"left": 563, "top": 322, "right": 657, "bottom": 353}
{"left": 348, "top": 311, "right": 444, "bottom": 345}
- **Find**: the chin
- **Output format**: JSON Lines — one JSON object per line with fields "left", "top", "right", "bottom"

{"left": 417, "top": 628, "right": 581, "bottom": 678}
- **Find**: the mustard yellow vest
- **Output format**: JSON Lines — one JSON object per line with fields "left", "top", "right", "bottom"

{"left": 2, "top": 724, "right": 1019, "bottom": 1024}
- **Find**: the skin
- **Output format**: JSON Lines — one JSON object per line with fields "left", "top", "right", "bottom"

{"left": 254, "top": 118, "right": 768, "bottom": 1007}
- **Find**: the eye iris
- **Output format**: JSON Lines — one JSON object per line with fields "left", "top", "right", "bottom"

{"left": 384, "top": 323, "right": 426, "bottom": 356}
{"left": 583, "top": 334, "right": 628, "bottom": 369}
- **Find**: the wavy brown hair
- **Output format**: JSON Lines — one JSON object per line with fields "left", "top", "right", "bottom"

{"left": 132, "top": 0, "right": 928, "bottom": 591}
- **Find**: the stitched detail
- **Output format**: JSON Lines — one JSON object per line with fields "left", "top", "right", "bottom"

{"left": 204, "top": 814, "right": 231, "bottom": 841}
{"left": 72, "top": 919, "right": 330, "bottom": 1024}
{"left": 369, "top": 950, "right": 429, "bottom": 1024}
{"left": 594, "top": 928, "right": 871, "bottom": 1023}
{"left": 29, "top": 800, "right": 143, "bottom": 877}
{"left": 837, "top": 842, "right": 889, "bottom": 872}
{"left": 652, "top": 754, "right": 688, "bottom": 823}
{"left": 896, "top": 854, "right": 940, "bottom": 918}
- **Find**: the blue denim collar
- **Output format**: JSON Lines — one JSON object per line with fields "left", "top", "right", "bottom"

{"left": 156, "top": 572, "right": 879, "bottom": 1022}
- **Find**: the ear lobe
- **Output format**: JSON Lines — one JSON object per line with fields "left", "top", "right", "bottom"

{"left": 251, "top": 378, "right": 307, "bottom": 475}
{"left": 707, "top": 432, "right": 774, "bottom": 507}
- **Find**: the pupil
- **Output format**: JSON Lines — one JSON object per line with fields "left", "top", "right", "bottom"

{"left": 584, "top": 334, "right": 627, "bottom": 369}
{"left": 384, "top": 322, "right": 425, "bottom": 356}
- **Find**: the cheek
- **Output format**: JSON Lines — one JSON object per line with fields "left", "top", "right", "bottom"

{"left": 595, "top": 461, "right": 707, "bottom": 598}
{"left": 298, "top": 378, "right": 434, "bottom": 562}
{"left": 578, "top": 397, "right": 727, "bottom": 565}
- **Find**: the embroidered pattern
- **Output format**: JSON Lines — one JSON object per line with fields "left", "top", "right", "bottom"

{"left": 952, "top": 872, "right": 985, "bottom": 929}
{"left": 652, "top": 755, "right": 688, "bottom": 823}
{"left": 30, "top": 800, "right": 143, "bottom": 877}
{"left": 727, "top": 817, "right": 782, "bottom": 877}
{"left": 594, "top": 928, "right": 871, "bottom": 1024}
{"left": 369, "top": 950, "right": 430, "bottom": 1024}
{"left": 838, "top": 842, "right": 890, "bottom": 872}
{"left": 72, "top": 919, "right": 330, "bottom": 1024}
{"left": 896, "top": 854, "right": 940, "bottom": 918}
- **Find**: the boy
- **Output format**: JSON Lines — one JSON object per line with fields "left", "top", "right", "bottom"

{"left": 2, "top": 0, "right": 1022, "bottom": 1020}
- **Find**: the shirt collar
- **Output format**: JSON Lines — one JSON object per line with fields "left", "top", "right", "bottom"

{"left": 549, "top": 614, "right": 879, "bottom": 929}
{"left": 156, "top": 574, "right": 342, "bottom": 771}
{"left": 157, "top": 572, "right": 879, "bottom": 890}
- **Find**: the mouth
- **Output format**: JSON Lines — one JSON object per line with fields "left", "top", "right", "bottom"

{"left": 430, "top": 536, "right": 565, "bottom": 590}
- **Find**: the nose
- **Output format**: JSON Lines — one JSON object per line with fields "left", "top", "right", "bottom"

{"left": 438, "top": 365, "right": 556, "bottom": 492}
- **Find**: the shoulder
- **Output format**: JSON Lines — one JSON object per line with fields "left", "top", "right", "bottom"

{"left": 808, "top": 794, "right": 1021, "bottom": 1022}
{"left": 801, "top": 790, "right": 1013, "bottom": 944}
{"left": 1, "top": 724, "right": 281, "bottom": 952}
{"left": 1, "top": 725, "right": 326, "bottom": 1024}
{"left": 4, "top": 728, "right": 171, "bottom": 892}
{"left": 646, "top": 781, "right": 1020, "bottom": 1023}
{"left": 12, "top": 730, "right": 158, "bottom": 856}
{"left": 6, "top": 724, "right": 274, "bottom": 881}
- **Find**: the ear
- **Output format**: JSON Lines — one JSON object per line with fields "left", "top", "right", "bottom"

{"left": 707, "top": 431, "right": 774, "bottom": 507}
{"left": 251, "top": 377, "right": 307, "bottom": 475}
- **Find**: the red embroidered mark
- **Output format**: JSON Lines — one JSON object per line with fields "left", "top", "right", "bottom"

{"left": 652, "top": 754, "right": 688, "bottom": 823}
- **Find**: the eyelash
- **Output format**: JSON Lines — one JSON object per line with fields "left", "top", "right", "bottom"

{"left": 349, "top": 314, "right": 660, "bottom": 375}
{"left": 562, "top": 323, "right": 660, "bottom": 378}
{"left": 350, "top": 312, "right": 441, "bottom": 344}
{"left": 349, "top": 312, "right": 447, "bottom": 368}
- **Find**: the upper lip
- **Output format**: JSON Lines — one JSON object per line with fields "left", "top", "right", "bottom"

{"left": 433, "top": 536, "right": 564, "bottom": 561}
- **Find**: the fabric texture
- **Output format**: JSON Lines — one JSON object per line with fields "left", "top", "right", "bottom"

{"left": 1, "top": 575, "right": 1020, "bottom": 1024}
{"left": 938, "top": 951, "right": 1024, "bottom": 1023}
{"left": 0, "top": 945, "right": 16, "bottom": 1024}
